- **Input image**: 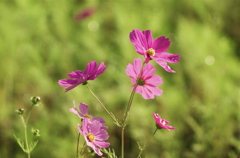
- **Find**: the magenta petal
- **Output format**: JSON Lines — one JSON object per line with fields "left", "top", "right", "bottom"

{"left": 154, "top": 60, "right": 176, "bottom": 73}
{"left": 92, "top": 117, "right": 105, "bottom": 124}
{"left": 58, "top": 79, "right": 78, "bottom": 87}
{"left": 145, "top": 75, "right": 163, "bottom": 86}
{"left": 152, "top": 36, "right": 170, "bottom": 53}
{"left": 126, "top": 64, "right": 137, "bottom": 79}
{"left": 146, "top": 86, "right": 163, "bottom": 96}
{"left": 130, "top": 29, "right": 148, "bottom": 55}
{"left": 142, "top": 30, "right": 153, "bottom": 48}
{"left": 68, "top": 70, "right": 83, "bottom": 78}
{"left": 141, "top": 63, "right": 155, "bottom": 79}
{"left": 94, "top": 140, "right": 110, "bottom": 148}
{"left": 156, "top": 53, "right": 180, "bottom": 63}
{"left": 152, "top": 113, "right": 176, "bottom": 131}
{"left": 79, "top": 103, "right": 88, "bottom": 115}
{"left": 85, "top": 61, "right": 97, "bottom": 79}
{"left": 96, "top": 62, "right": 106, "bottom": 75}
{"left": 133, "top": 58, "right": 143, "bottom": 75}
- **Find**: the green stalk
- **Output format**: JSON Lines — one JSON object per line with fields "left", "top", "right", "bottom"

{"left": 137, "top": 128, "right": 158, "bottom": 158}
{"left": 86, "top": 85, "right": 118, "bottom": 124}
{"left": 76, "top": 133, "right": 80, "bottom": 158}
{"left": 121, "top": 85, "right": 137, "bottom": 158}
{"left": 20, "top": 115, "right": 30, "bottom": 158}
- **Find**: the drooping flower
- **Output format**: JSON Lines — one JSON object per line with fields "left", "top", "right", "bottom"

{"left": 130, "top": 29, "right": 180, "bottom": 73}
{"left": 78, "top": 119, "right": 110, "bottom": 156}
{"left": 126, "top": 58, "right": 163, "bottom": 99}
{"left": 152, "top": 113, "right": 176, "bottom": 131}
{"left": 70, "top": 102, "right": 105, "bottom": 124}
{"left": 58, "top": 61, "right": 106, "bottom": 92}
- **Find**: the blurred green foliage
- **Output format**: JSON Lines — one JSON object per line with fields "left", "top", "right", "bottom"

{"left": 0, "top": 0, "right": 239, "bottom": 158}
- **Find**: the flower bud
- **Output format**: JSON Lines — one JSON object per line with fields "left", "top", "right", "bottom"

{"left": 31, "top": 96, "right": 41, "bottom": 105}
{"left": 16, "top": 108, "right": 25, "bottom": 115}
{"left": 32, "top": 129, "right": 40, "bottom": 137}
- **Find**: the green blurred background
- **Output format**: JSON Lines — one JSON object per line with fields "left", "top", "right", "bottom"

{"left": 0, "top": 0, "right": 239, "bottom": 157}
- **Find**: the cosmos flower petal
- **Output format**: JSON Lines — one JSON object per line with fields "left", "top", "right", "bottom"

{"left": 152, "top": 36, "right": 170, "bottom": 53}
{"left": 129, "top": 29, "right": 180, "bottom": 72}
{"left": 126, "top": 58, "right": 163, "bottom": 99}
{"left": 78, "top": 119, "right": 110, "bottom": 156}
{"left": 96, "top": 62, "right": 107, "bottom": 76}
{"left": 126, "top": 64, "right": 137, "bottom": 79}
{"left": 94, "top": 140, "right": 110, "bottom": 148}
{"left": 130, "top": 29, "right": 148, "bottom": 55}
{"left": 153, "top": 60, "right": 176, "bottom": 73}
{"left": 58, "top": 61, "right": 106, "bottom": 92}
{"left": 142, "top": 30, "right": 153, "bottom": 48}
{"left": 145, "top": 76, "right": 163, "bottom": 86}
{"left": 155, "top": 52, "right": 180, "bottom": 63}
{"left": 152, "top": 113, "right": 176, "bottom": 131}
{"left": 141, "top": 63, "right": 155, "bottom": 79}
{"left": 79, "top": 103, "right": 89, "bottom": 115}
{"left": 68, "top": 70, "right": 83, "bottom": 78}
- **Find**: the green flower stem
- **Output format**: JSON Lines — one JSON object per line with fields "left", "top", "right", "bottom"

{"left": 20, "top": 115, "right": 30, "bottom": 158}
{"left": 121, "top": 85, "right": 137, "bottom": 158}
{"left": 26, "top": 103, "right": 34, "bottom": 124}
{"left": 86, "top": 85, "right": 118, "bottom": 124}
{"left": 137, "top": 128, "right": 158, "bottom": 158}
{"left": 20, "top": 103, "right": 35, "bottom": 158}
{"left": 76, "top": 133, "right": 80, "bottom": 158}
{"left": 121, "top": 61, "right": 145, "bottom": 158}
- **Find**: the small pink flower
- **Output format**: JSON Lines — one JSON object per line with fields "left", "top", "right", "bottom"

{"left": 70, "top": 102, "right": 105, "bottom": 124}
{"left": 75, "top": 7, "right": 96, "bottom": 21}
{"left": 126, "top": 58, "right": 163, "bottom": 99}
{"left": 78, "top": 119, "right": 110, "bottom": 156}
{"left": 58, "top": 61, "right": 106, "bottom": 92}
{"left": 130, "top": 29, "right": 180, "bottom": 73}
{"left": 152, "top": 113, "right": 176, "bottom": 131}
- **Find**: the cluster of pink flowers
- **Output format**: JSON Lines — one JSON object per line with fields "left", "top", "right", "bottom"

{"left": 58, "top": 29, "right": 178, "bottom": 156}
{"left": 70, "top": 102, "right": 110, "bottom": 156}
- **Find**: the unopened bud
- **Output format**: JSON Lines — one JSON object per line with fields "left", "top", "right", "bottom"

{"left": 32, "top": 129, "right": 40, "bottom": 136}
{"left": 31, "top": 96, "right": 41, "bottom": 105}
{"left": 16, "top": 108, "right": 25, "bottom": 115}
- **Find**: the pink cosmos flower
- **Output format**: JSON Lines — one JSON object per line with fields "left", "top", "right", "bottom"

{"left": 70, "top": 102, "right": 105, "bottom": 124}
{"left": 126, "top": 58, "right": 163, "bottom": 99}
{"left": 58, "top": 61, "right": 106, "bottom": 92}
{"left": 152, "top": 113, "right": 176, "bottom": 131}
{"left": 78, "top": 119, "right": 110, "bottom": 156}
{"left": 130, "top": 29, "right": 180, "bottom": 73}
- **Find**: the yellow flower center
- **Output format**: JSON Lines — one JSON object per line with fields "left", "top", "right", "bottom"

{"left": 87, "top": 133, "right": 95, "bottom": 142}
{"left": 146, "top": 48, "right": 155, "bottom": 56}
{"left": 83, "top": 114, "right": 92, "bottom": 120}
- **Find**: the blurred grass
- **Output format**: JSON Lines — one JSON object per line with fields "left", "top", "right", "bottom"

{"left": 0, "top": 0, "right": 239, "bottom": 158}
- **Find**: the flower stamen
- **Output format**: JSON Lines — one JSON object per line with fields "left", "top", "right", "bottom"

{"left": 83, "top": 114, "right": 92, "bottom": 121}
{"left": 87, "top": 133, "right": 95, "bottom": 142}
{"left": 146, "top": 48, "right": 155, "bottom": 56}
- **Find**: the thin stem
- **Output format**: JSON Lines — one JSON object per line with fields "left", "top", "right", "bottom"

{"left": 20, "top": 115, "right": 30, "bottom": 158}
{"left": 137, "top": 128, "right": 158, "bottom": 158}
{"left": 79, "top": 141, "right": 87, "bottom": 156}
{"left": 121, "top": 62, "right": 145, "bottom": 158}
{"left": 76, "top": 133, "right": 80, "bottom": 158}
{"left": 26, "top": 104, "right": 34, "bottom": 124}
{"left": 86, "top": 85, "right": 118, "bottom": 123}
{"left": 121, "top": 85, "right": 137, "bottom": 158}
